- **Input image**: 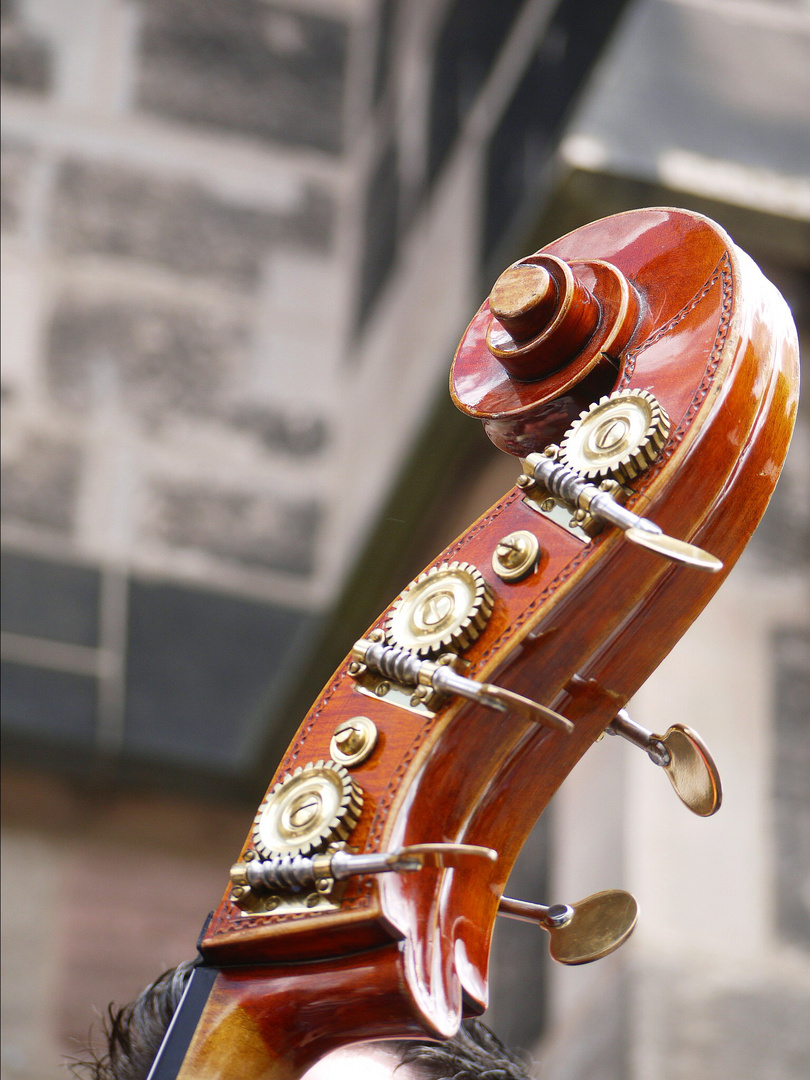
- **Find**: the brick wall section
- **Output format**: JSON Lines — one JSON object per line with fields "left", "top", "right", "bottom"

{"left": 1, "top": 767, "right": 249, "bottom": 1076}
{"left": 0, "top": 0, "right": 53, "bottom": 93}
{"left": 0, "top": 139, "right": 36, "bottom": 231}
{"left": 1, "top": 0, "right": 348, "bottom": 612}
{"left": 46, "top": 298, "right": 247, "bottom": 418}
{"left": 1, "top": 432, "right": 82, "bottom": 534}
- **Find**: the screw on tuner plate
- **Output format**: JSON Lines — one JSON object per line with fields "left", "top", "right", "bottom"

{"left": 498, "top": 889, "right": 638, "bottom": 965}
{"left": 606, "top": 709, "right": 722, "bottom": 817}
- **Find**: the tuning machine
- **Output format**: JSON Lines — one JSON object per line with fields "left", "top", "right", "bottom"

{"left": 519, "top": 446, "right": 723, "bottom": 573}
{"left": 498, "top": 889, "right": 638, "bottom": 965}
{"left": 230, "top": 842, "right": 497, "bottom": 906}
{"left": 606, "top": 708, "right": 722, "bottom": 816}
{"left": 350, "top": 635, "right": 573, "bottom": 733}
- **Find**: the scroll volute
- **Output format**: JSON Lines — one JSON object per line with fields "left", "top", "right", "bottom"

{"left": 199, "top": 209, "right": 799, "bottom": 1049}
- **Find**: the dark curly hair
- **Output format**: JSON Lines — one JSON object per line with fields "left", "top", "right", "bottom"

{"left": 71, "top": 961, "right": 535, "bottom": 1080}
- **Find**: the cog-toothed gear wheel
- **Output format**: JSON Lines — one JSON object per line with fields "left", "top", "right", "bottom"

{"left": 252, "top": 760, "right": 363, "bottom": 860}
{"left": 559, "top": 389, "right": 671, "bottom": 483}
{"left": 386, "top": 561, "right": 493, "bottom": 657}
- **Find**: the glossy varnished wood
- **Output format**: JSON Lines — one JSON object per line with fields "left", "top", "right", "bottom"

{"left": 174, "top": 947, "right": 424, "bottom": 1080}
{"left": 176, "top": 209, "right": 798, "bottom": 1078}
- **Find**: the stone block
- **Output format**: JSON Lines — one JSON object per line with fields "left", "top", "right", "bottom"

{"left": 124, "top": 577, "right": 318, "bottom": 770}
{"left": 537, "top": 965, "right": 629, "bottom": 1080}
{"left": 136, "top": 0, "right": 348, "bottom": 153}
{"left": 750, "top": 436, "right": 810, "bottom": 570}
{"left": 52, "top": 160, "right": 335, "bottom": 286}
{"left": 487, "top": 817, "right": 550, "bottom": 1050}
{"left": 144, "top": 479, "right": 322, "bottom": 576}
{"left": 773, "top": 627, "right": 810, "bottom": 950}
{"left": 46, "top": 298, "right": 247, "bottom": 421}
{"left": 773, "top": 628, "right": 810, "bottom": 801}
{"left": 0, "top": 431, "right": 80, "bottom": 533}
{"left": 1, "top": 552, "right": 100, "bottom": 646}
{"left": 646, "top": 967, "right": 810, "bottom": 1080}
{"left": 0, "top": 0, "right": 52, "bottom": 94}
{"left": 774, "top": 801, "right": 810, "bottom": 952}
{"left": 0, "top": 138, "right": 34, "bottom": 232}
{"left": 230, "top": 403, "right": 328, "bottom": 457}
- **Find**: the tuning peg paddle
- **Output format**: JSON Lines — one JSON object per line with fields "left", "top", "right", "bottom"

{"left": 623, "top": 526, "right": 723, "bottom": 572}
{"left": 433, "top": 667, "right": 573, "bottom": 733}
{"left": 498, "top": 889, "right": 638, "bottom": 965}
{"left": 606, "top": 708, "right": 722, "bottom": 817}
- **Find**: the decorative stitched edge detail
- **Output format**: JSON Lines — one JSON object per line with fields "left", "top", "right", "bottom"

{"left": 619, "top": 253, "right": 731, "bottom": 387}
{"left": 213, "top": 253, "right": 733, "bottom": 934}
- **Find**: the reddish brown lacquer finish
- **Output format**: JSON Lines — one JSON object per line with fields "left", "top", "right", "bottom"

{"left": 183, "top": 210, "right": 799, "bottom": 1077}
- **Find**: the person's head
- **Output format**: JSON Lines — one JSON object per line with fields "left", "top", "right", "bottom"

{"left": 73, "top": 961, "right": 535, "bottom": 1080}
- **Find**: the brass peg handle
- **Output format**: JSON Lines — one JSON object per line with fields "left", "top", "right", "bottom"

{"left": 498, "top": 889, "right": 638, "bottom": 965}
{"left": 351, "top": 637, "right": 573, "bottom": 734}
{"left": 659, "top": 724, "right": 722, "bottom": 817}
{"left": 607, "top": 710, "right": 722, "bottom": 817}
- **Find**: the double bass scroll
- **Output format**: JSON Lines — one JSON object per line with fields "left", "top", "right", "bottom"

{"left": 149, "top": 208, "right": 799, "bottom": 1080}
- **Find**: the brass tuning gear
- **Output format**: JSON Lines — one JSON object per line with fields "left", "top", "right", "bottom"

{"left": 560, "top": 389, "right": 671, "bottom": 482}
{"left": 498, "top": 889, "right": 638, "bottom": 965}
{"left": 252, "top": 760, "right": 363, "bottom": 860}
{"left": 387, "top": 561, "right": 493, "bottom": 656}
{"left": 606, "top": 708, "right": 722, "bottom": 817}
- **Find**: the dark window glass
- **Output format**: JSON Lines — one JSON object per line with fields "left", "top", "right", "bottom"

{"left": 355, "top": 141, "right": 399, "bottom": 331}
{"left": 371, "top": 0, "right": 398, "bottom": 105}
{"left": 1, "top": 661, "right": 97, "bottom": 746}
{"left": 483, "top": 0, "right": 630, "bottom": 263}
{"left": 125, "top": 579, "right": 317, "bottom": 772}
{"left": 1, "top": 553, "right": 100, "bottom": 647}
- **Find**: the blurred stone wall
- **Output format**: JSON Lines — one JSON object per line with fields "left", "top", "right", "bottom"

{"left": 0, "top": 0, "right": 363, "bottom": 785}
{"left": 2, "top": 0, "right": 623, "bottom": 786}
{"left": 2, "top": 1, "right": 808, "bottom": 1078}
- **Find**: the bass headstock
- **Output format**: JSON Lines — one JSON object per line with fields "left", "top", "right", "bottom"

{"left": 156, "top": 209, "right": 799, "bottom": 1080}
